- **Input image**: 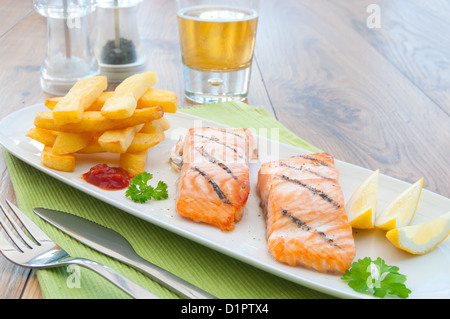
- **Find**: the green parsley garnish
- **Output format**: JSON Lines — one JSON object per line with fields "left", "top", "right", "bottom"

{"left": 341, "top": 257, "right": 411, "bottom": 298}
{"left": 125, "top": 172, "right": 168, "bottom": 203}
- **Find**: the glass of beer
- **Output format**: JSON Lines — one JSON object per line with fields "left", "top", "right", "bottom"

{"left": 176, "top": 0, "right": 260, "bottom": 104}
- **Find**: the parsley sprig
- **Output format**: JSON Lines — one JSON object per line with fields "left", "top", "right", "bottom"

{"left": 341, "top": 257, "right": 411, "bottom": 298}
{"left": 125, "top": 172, "right": 168, "bottom": 203}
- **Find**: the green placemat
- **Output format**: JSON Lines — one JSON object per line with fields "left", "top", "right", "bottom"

{"left": 3, "top": 101, "right": 332, "bottom": 299}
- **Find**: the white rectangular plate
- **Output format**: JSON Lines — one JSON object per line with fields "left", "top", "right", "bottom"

{"left": 1, "top": 104, "right": 449, "bottom": 299}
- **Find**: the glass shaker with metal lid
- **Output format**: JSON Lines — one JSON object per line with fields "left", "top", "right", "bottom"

{"left": 95, "top": 0, "right": 146, "bottom": 82}
{"left": 34, "top": 0, "right": 99, "bottom": 95}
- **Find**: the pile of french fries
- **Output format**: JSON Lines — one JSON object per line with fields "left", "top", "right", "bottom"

{"left": 26, "top": 72, "right": 178, "bottom": 176}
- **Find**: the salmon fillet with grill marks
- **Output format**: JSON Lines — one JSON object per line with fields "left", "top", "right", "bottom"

{"left": 257, "top": 153, "right": 356, "bottom": 274}
{"left": 175, "top": 127, "right": 254, "bottom": 231}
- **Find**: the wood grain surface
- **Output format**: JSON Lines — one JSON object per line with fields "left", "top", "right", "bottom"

{"left": 0, "top": 0, "right": 448, "bottom": 299}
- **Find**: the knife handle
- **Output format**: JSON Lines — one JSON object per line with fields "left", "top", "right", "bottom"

{"left": 125, "top": 254, "right": 217, "bottom": 299}
{"left": 63, "top": 257, "right": 160, "bottom": 299}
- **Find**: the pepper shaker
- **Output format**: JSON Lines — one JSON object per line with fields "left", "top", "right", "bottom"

{"left": 95, "top": 0, "right": 146, "bottom": 82}
{"left": 34, "top": 0, "right": 99, "bottom": 95}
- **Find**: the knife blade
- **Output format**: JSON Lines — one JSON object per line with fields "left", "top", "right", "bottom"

{"left": 33, "top": 207, "right": 216, "bottom": 299}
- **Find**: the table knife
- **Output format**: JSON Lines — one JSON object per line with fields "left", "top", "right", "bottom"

{"left": 33, "top": 207, "right": 216, "bottom": 299}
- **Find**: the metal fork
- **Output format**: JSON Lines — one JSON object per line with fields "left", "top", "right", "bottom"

{"left": 0, "top": 200, "right": 159, "bottom": 299}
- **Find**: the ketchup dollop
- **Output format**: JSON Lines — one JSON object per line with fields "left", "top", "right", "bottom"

{"left": 82, "top": 164, "right": 131, "bottom": 190}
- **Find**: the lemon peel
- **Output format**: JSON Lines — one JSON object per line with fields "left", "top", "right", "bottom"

{"left": 375, "top": 178, "right": 424, "bottom": 231}
{"left": 386, "top": 212, "right": 450, "bottom": 255}
{"left": 345, "top": 169, "right": 379, "bottom": 229}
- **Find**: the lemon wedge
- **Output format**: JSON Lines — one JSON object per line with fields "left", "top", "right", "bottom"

{"left": 345, "top": 169, "right": 379, "bottom": 229}
{"left": 386, "top": 212, "right": 450, "bottom": 254}
{"left": 375, "top": 178, "right": 424, "bottom": 231}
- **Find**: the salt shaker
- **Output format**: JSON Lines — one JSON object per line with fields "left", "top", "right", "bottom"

{"left": 34, "top": 0, "right": 99, "bottom": 95}
{"left": 95, "top": 0, "right": 146, "bottom": 82}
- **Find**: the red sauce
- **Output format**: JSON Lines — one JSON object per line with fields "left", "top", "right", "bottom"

{"left": 82, "top": 164, "right": 130, "bottom": 190}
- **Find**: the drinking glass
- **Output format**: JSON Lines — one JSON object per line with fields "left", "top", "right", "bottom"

{"left": 176, "top": 0, "right": 260, "bottom": 104}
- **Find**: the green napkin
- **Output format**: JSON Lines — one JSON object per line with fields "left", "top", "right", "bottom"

{"left": 4, "top": 101, "right": 332, "bottom": 299}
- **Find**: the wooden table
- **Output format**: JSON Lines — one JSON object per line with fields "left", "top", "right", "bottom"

{"left": 0, "top": 0, "right": 448, "bottom": 299}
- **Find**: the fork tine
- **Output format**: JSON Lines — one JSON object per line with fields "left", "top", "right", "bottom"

{"left": 0, "top": 216, "right": 28, "bottom": 252}
{"left": 0, "top": 203, "right": 35, "bottom": 249}
{"left": 0, "top": 228, "right": 25, "bottom": 267}
{"left": 4, "top": 200, "right": 51, "bottom": 244}
{"left": 0, "top": 228, "right": 12, "bottom": 249}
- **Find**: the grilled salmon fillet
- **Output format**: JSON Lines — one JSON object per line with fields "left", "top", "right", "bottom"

{"left": 257, "top": 153, "right": 356, "bottom": 274}
{"left": 175, "top": 127, "right": 254, "bottom": 231}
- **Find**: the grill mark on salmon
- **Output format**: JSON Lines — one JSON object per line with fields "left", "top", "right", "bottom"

{"left": 191, "top": 133, "right": 244, "bottom": 159}
{"left": 191, "top": 166, "right": 232, "bottom": 205}
{"left": 176, "top": 127, "right": 253, "bottom": 231}
{"left": 278, "top": 161, "right": 332, "bottom": 180}
{"left": 280, "top": 175, "right": 341, "bottom": 208}
{"left": 257, "top": 152, "right": 356, "bottom": 274}
{"left": 206, "top": 127, "right": 247, "bottom": 140}
{"left": 291, "top": 154, "right": 331, "bottom": 167}
{"left": 195, "top": 146, "right": 245, "bottom": 189}
{"left": 281, "top": 209, "right": 342, "bottom": 249}
{"left": 281, "top": 209, "right": 310, "bottom": 230}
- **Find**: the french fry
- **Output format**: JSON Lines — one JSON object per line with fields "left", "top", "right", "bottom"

{"left": 46, "top": 88, "right": 178, "bottom": 113}
{"left": 26, "top": 127, "right": 59, "bottom": 146}
{"left": 89, "top": 91, "right": 114, "bottom": 111}
{"left": 34, "top": 106, "right": 163, "bottom": 133}
{"left": 52, "top": 76, "right": 107, "bottom": 125}
{"left": 77, "top": 132, "right": 164, "bottom": 154}
{"left": 45, "top": 92, "right": 114, "bottom": 111}
{"left": 76, "top": 140, "right": 105, "bottom": 154}
{"left": 119, "top": 150, "right": 148, "bottom": 177}
{"left": 126, "top": 132, "right": 165, "bottom": 153}
{"left": 138, "top": 89, "right": 178, "bottom": 113}
{"left": 52, "top": 132, "right": 93, "bottom": 155}
{"left": 98, "top": 124, "right": 144, "bottom": 153}
{"left": 101, "top": 72, "right": 158, "bottom": 119}
{"left": 41, "top": 146, "right": 75, "bottom": 172}
{"left": 44, "top": 97, "right": 60, "bottom": 110}
{"left": 140, "top": 117, "right": 170, "bottom": 134}
{"left": 32, "top": 72, "right": 174, "bottom": 176}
